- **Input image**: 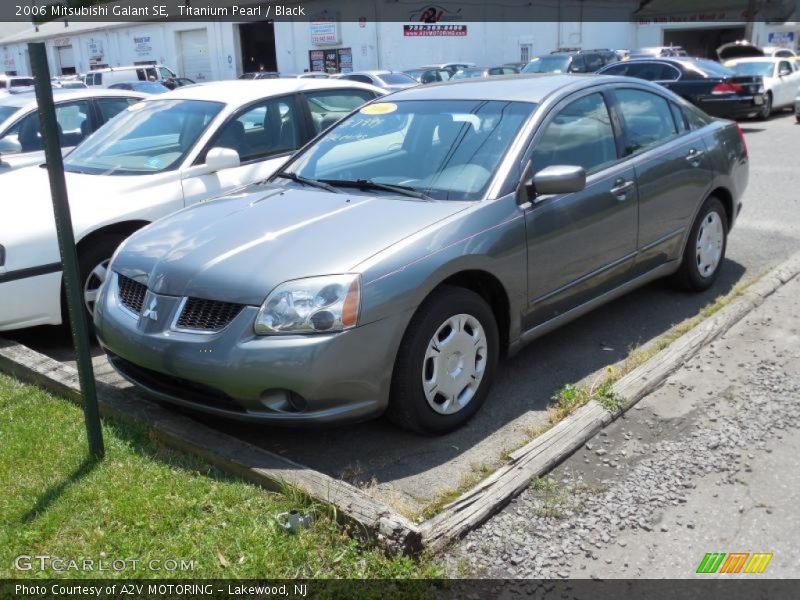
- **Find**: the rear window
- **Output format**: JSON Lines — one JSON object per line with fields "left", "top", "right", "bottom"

{"left": 377, "top": 73, "right": 416, "bottom": 85}
{"left": 691, "top": 59, "right": 736, "bottom": 77}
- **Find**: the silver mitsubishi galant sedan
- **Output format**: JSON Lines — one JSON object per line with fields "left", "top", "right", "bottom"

{"left": 95, "top": 74, "right": 748, "bottom": 434}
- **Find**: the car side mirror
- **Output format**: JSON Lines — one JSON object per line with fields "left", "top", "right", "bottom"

{"left": 779, "top": 68, "right": 792, "bottom": 77}
{"left": 0, "top": 137, "right": 22, "bottom": 156}
{"left": 205, "top": 147, "right": 240, "bottom": 172}
{"left": 532, "top": 165, "right": 586, "bottom": 196}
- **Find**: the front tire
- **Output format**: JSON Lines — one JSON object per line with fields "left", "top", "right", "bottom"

{"left": 387, "top": 286, "right": 499, "bottom": 435}
{"left": 62, "top": 234, "right": 126, "bottom": 333}
{"left": 673, "top": 196, "right": 728, "bottom": 292}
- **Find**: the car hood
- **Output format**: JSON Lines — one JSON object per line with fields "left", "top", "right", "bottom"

{"left": 717, "top": 41, "right": 764, "bottom": 61}
{"left": 0, "top": 164, "right": 176, "bottom": 243}
{"left": 114, "top": 184, "right": 470, "bottom": 305}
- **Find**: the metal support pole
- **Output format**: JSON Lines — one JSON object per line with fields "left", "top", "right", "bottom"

{"left": 29, "top": 42, "right": 104, "bottom": 459}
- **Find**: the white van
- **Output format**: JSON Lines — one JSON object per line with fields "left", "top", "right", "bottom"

{"left": 0, "top": 75, "right": 35, "bottom": 92}
{"left": 85, "top": 65, "right": 177, "bottom": 88}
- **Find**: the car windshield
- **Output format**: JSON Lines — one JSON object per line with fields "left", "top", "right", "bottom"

{"left": 0, "top": 105, "right": 20, "bottom": 123}
{"left": 690, "top": 59, "right": 736, "bottom": 77}
{"left": 64, "top": 99, "right": 223, "bottom": 175}
{"left": 282, "top": 99, "right": 535, "bottom": 201}
{"left": 522, "top": 56, "right": 571, "bottom": 73}
{"left": 730, "top": 61, "right": 775, "bottom": 77}
{"left": 134, "top": 82, "right": 169, "bottom": 93}
{"left": 378, "top": 73, "right": 416, "bottom": 85}
{"left": 452, "top": 68, "right": 485, "bottom": 79}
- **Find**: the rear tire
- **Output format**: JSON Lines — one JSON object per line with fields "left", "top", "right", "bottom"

{"left": 758, "top": 92, "right": 772, "bottom": 120}
{"left": 673, "top": 196, "right": 728, "bottom": 292}
{"left": 386, "top": 286, "right": 499, "bottom": 435}
{"left": 61, "top": 234, "right": 126, "bottom": 335}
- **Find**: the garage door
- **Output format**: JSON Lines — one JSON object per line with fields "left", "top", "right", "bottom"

{"left": 57, "top": 45, "right": 75, "bottom": 74}
{"left": 179, "top": 28, "right": 212, "bottom": 82}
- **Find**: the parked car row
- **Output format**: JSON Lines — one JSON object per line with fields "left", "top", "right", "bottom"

{"left": 0, "top": 41, "right": 768, "bottom": 435}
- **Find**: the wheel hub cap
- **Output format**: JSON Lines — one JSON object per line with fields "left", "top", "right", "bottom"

{"left": 422, "top": 314, "right": 487, "bottom": 415}
{"left": 696, "top": 211, "right": 723, "bottom": 278}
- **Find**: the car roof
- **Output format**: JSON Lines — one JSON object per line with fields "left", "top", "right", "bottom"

{"left": 0, "top": 87, "right": 145, "bottom": 109}
{"left": 161, "top": 78, "right": 383, "bottom": 104}
{"left": 382, "top": 73, "right": 623, "bottom": 103}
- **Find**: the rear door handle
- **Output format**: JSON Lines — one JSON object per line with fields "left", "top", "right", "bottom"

{"left": 686, "top": 148, "right": 705, "bottom": 164}
{"left": 610, "top": 178, "right": 635, "bottom": 197}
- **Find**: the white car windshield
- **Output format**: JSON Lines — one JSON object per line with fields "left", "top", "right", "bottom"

{"left": 731, "top": 62, "right": 775, "bottom": 77}
{"left": 64, "top": 99, "right": 223, "bottom": 175}
{"left": 284, "top": 99, "right": 535, "bottom": 201}
{"left": 0, "top": 105, "right": 20, "bottom": 123}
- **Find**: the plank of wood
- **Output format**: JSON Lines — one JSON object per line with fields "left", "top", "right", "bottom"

{"left": 0, "top": 339, "right": 421, "bottom": 554}
{"left": 421, "top": 401, "right": 610, "bottom": 550}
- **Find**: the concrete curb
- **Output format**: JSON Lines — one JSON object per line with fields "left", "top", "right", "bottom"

{"left": 2, "top": 251, "right": 799, "bottom": 555}
{"left": 419, "top": 251, "right": 800, "bottom": 551}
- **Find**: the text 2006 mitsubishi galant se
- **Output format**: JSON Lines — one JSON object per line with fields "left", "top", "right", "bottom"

{"left": 95, "top": 74, "right": 748, "bottom": 434}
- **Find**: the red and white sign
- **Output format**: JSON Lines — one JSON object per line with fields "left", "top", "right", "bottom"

{"left": 403, "top": 24, "right": 467, "bottom": 37}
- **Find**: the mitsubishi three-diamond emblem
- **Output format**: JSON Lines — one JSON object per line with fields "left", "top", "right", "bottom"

{"left": 142, "top": 296, "right": 159, "bottom": 321}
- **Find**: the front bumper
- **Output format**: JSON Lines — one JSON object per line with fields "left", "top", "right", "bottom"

{"left": 696, "top": 95, "right": 763, "bottom": 119}
{"left": 95, "top": 272, "right": 409, "bottom": 425}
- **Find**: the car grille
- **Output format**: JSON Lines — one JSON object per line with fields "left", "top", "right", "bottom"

{"left": 175, "top": 297, "right": 244, "bottom": 332}
{"left": 117, "top": 274, "right": 147, "bottom": 314}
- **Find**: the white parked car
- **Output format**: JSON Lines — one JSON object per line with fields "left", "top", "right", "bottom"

{"left": 0, "top": 74, "right": 35, "bottom": 93}
{"left": 0, "top": 89, "right": 146, "bottom": 172}
{"left": 0, "top": 78, "right": 383, "bottom": 331}
{"left": 724, "top": 57, "right": 800, "bottom": 115}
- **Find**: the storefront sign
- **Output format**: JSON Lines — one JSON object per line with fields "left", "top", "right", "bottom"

{"left": 310, "top": 20, "right": 339, "bottom": 45}
{"left": 53, "top": 37, "right": 71, "bottom": 47}
{"left": 768, "top": 31, "right": 796, "bottom": 47}
{"left": 309, "top": 49, "right": 325, "bottom": 72}
{"left": 87, "top": 38, "right": 104, "bottom": 65}
{"left": 403, "top": 24, "right": 467, "bottom": 37}
{"left": 133, "top": 35, "right": 153, "bottom": 57}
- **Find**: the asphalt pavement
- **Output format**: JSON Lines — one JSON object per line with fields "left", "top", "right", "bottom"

{"left": 7, "top": 110, "right": 800, "bottom": 517}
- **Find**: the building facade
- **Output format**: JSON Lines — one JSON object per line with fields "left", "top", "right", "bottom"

{"left": 1, "top": 0, "right": 797, "bottom": 78}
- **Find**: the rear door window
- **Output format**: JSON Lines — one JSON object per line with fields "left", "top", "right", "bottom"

{"left": 96, "top": 97, "right": 141, "bottom": 123}
{"left": 305, "top": 89, "right": 376, "bottom": 134}
{"left": 615, "top": 89, "right": 678, "bottom": 154}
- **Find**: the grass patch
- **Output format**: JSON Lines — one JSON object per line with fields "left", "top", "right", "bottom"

{"left": 0, "top": 374, "right": 440, "bottom": 579}
{"left": 418, "top": 464, "right": 494, "bottom": 521}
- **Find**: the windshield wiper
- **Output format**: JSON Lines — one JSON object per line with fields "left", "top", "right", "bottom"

{"left": 274, "top": 171, "right": 340, "bottom": 194}
{"left": 320, "top": 179, "right": 432, "bottom": 201}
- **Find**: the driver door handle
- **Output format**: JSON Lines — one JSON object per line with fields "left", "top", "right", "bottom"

{"left": 686, "top": 148, "right": 705, "bottom": 164}
{"left": 610, "top": 178, "right": 635, "bottom": 197}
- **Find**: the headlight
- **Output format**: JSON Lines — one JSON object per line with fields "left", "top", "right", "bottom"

{"left": 254, "top": 274, "right": 361, "bottom": 335}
